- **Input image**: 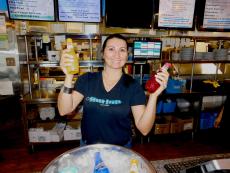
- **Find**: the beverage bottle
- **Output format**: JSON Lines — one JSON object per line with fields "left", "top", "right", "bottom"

{"left": 130, "top": 159, "right": 139, "bottom": 173}
{"left": 93, "top": 152, "right": 110, "bottom": 173}
{"left": 66, "top": 38, "right": 79, "bottom": 74}
{"left": 145, "top": 63, "right": 171, "bottom": 93}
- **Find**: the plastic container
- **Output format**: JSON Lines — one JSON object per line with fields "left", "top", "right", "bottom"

{"left": 42, "top": 144, "right": 155, "bottom": 173}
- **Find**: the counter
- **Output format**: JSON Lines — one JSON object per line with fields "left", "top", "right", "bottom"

{"left": 151, "top": 152, "right": 230, "bottom": 173}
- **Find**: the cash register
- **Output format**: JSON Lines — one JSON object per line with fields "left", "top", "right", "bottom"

{"left": 180, "top": 158, "right": 230, "bottom": 173}
{"left": 164, "top": 158, "right": 230, "bottom": 173}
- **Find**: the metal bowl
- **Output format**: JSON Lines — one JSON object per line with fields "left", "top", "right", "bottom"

{"left": 42, "top": 144, "right": 156, "bottom": 173}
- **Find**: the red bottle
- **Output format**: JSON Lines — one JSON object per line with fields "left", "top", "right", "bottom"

{"left": 145, "top": 63, "right": 171, "bottom": 93}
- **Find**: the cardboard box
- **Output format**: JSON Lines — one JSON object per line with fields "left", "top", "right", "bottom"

{"left": 37, "top": 131, "right": 51, "bottom": 142}
{"left": 181, "top": 118, "right": 194, "bottom": 131}
{"left": 28, "top": 128, "right": 51, "bottom": 142}
{"left": 170, "top": 120, "right": 183, "bottom": 134}
{"left": 154, "top": 123, "right": 170, "bottom": 135}
{"left": 64, "top": 128, "right": 81, "bottom": 141}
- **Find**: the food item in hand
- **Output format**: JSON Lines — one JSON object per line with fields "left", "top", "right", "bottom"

{"left": 145, "top": 63, "right": 171, "bottom": 93}
{"left": 66, "top": 38, "right": 79, "bottom": 74}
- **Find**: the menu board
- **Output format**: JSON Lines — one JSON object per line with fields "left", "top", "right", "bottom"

{"left": 7, "top": 0, "right": 55, "bottom": 21}
{"left": 57, "top": 0, "right": 101, "bottom": 22}
{"left": 203, "top": 0, "right": 230, "bottom": 29}
{"left": 158, "top": 0, "right": 196, "bottom": 29}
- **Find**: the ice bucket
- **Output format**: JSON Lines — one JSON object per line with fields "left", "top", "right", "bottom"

{"left": 42, "top": 144, "right": 156, "bottom": 173}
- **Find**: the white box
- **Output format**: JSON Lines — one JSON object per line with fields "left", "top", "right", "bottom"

{"left": 28, "top": 129, "right": 39, "bottom": 142}
{"left": 64, "top": 128, "right": 81, "bottom": 141}
{"left": 28, "top": 128, "right": 51, "bottom": 142}
{"left": 37, "top": 131, "right": 51, "bottom": 142}
{"left": 50, "top": 131, "right": 63, "bottom": 142}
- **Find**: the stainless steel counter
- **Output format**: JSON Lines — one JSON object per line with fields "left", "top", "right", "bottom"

{"left": 151, "top": 153, "right": 230, "bottom": 173}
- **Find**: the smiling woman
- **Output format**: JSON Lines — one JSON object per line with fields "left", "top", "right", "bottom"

{"left": 58, "top": 34, "right": 169, "bottom": 147}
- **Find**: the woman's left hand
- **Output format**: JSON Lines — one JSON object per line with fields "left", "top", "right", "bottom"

{"left": 152, "top": 69, "right": 169, "bottom": 96}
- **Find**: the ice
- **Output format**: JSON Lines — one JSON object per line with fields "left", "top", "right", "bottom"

{"left": 42, "top": 145, "right": 153, "bottom": 173}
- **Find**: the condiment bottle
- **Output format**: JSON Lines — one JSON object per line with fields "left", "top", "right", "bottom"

{"left": 66, "top": 38, "right": 79, "bottom": 74}
{"left": 93, "top": 152, "right": 110, "bottom": 173}
{"left": 145, "top": 63, "right": 171, "bottom": 93}
{"left": 130, "top": 159, "right": 139, "bottom": 173}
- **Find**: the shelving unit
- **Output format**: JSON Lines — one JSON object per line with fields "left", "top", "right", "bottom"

{"left": 149, "top": 35, "right": 230, "bottom": 140}
{"left": 18, "top": 34, "right": 102, "bottom": 150}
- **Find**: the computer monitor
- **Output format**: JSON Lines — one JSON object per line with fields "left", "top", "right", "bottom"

{"left": 153, "top": 0, "right": 196, "bottom": 30}
{"left": 196, "top": 0, "right": 230, "bottom": 32}
{"left": 7, "top": 0, "right": 56, "bottom": 21}
{"left": 133, "top": 40, "right": 162, "bottom": 60}
{"left": 105, "top": 0, "right": 154, "bottom": 29}
{"left": 57, "top": 0, "right": 101, "bottom": 22}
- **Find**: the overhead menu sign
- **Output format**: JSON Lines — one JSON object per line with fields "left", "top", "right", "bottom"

{"left": 203, "top": 0, "right": 230, "bottom": 29}
{"left": 158, "top": 0, "right": 196, "bottom": 28}
{"left": 7, "top": 0, "right": 55, "bottom": 21}
{"left": 57, "top": 0, "right": 101, "bottom": 22}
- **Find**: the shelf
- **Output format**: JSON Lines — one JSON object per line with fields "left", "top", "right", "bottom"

{"left": 162, "top": 59, "right": 230, "bottom": 64}
{"left": 20, "top": 60, "right": 104, "bottom": 68}
{"left": 162, "top": 35, "right": 230, "bottom": 40}
{"left": 20, "top": 58, "right": 230, "bottom": 68}
{"left": 21, "top": 89, "right": 58, "bottom": 103}
{"left": 28, "top": 117, "right": 82, "bottom": 122}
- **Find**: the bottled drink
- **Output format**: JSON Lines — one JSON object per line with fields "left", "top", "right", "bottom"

{"left": 66, "top": 38, "right": 79, "bottom": 74}
{"left": 130, "top": 159, "right": 139, "bottom": 173}
{"left": 93, "top": 152, "right": 110, "bottom": 173}
{"left": 145, "top": 63, "right": 171, "bottom": 93}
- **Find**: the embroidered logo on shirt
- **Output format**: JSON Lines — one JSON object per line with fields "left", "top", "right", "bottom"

{"left": 86, "top": 96, "right": 122, "bottom": 106}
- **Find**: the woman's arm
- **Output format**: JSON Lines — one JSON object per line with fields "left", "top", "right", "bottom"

{"left": 214, "top": 106, "right": 224, "bottom": 128}
{"left": 132, "top": 70, "right": 169, "bottom": 135}
{"left": 58, "top": 87, "right": 84, "bottom": 116}
{"left": 58, "top": 49, "right": 84, "bottom": 116}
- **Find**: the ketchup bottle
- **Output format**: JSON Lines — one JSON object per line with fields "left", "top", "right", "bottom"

{"left": 145, "top": 63, "right": 171, "bottom": 93}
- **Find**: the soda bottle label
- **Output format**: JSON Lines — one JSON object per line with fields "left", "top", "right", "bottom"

{"left": 93, "top": 152, "right": 110, "bottom": 173}
{"left": 145, "top": 63, "right": 171, "bottom": 93}
{"left": 130, "top": 159, "right": 139, "bottom": 173}
{"left": 66, "top": 38, "right": 79, "bottom": 75}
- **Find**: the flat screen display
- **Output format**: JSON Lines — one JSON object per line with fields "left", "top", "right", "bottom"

{"left": 133, "top": 41, "right": 162, "bottom": 60}
{"left": 105, "top": 0, "right": 154, "bottom": 29}
{"left": 7, "top": 0, "right": 55, "bottom": 21}
{"left": 57, "top": 0, "right": 101, "bottom": 22}
{"left": 196, "top": 0, "right": 230, "bottom": 31}
{"left": 154, "top": 0, "right": 196, "bottom": 30}
{"left": 0, "top": 0, "right": 7, "bottom": 11}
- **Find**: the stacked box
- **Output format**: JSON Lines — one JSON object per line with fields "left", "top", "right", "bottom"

{"left": 28, "top": 128, "right": 51, "bottom": 142}
{"left": 64, "top": 128, "right": 81, "bottom": 141}
{"left": 180, "top": 117, "right": 194, "bottom": 131}
{"left": 154, "top": 117, "right": 170, "bottom": 135}
{"left": 170, "top": 117, "right": 183, "bottom": 134}
{"left": 154, "top": 123, "right": 170, "bottom": 134}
